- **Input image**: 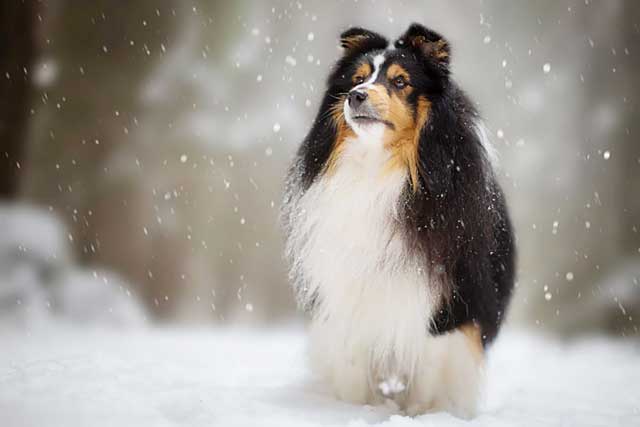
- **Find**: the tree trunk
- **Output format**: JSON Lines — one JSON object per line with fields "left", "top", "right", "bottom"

{"left": 0, "top": 1, "right": 38, "bottom": 198}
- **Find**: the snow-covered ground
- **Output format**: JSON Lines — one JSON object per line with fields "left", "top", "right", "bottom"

{"left": 1, "top": 326, "right": 638, "bottom": 427}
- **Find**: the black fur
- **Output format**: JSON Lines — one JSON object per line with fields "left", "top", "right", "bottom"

{"left": 284, "top": 23, "right": 515, "bottom": 347}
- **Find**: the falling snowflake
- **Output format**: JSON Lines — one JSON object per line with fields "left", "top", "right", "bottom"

{"left": 285, "top": 56, "right": 297, "bottom": 67}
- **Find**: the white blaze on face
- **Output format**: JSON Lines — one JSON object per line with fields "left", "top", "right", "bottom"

{"left": 344, "top": 53, "right": 386, "bottom": 139}
{"left": 355, "top": 53, "right": 386, "bottom": 91}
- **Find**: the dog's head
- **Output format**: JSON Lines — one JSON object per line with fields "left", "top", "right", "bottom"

{"left": 326, "top": 24, "right": 453, "bottom": 189}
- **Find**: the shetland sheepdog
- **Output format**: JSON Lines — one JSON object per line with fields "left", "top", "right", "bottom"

{"left": 281, "top": 23, "right": 515, "bottom": 418}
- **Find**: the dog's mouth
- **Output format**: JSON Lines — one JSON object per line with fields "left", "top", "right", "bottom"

{"left": 352, "top": 116, "right": 395, "bottom": 129}
{"left": 353, "top": 115, "right": 381, "bottom": 123}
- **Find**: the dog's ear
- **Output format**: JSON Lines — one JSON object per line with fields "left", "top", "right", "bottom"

{"left": 395, "top": 24, "right": 450, "bottom": 68}
{"left": 339, "top": 27, "right": 388, "bottom": 56}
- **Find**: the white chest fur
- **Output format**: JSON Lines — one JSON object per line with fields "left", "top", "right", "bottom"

{"left": 288, "top": 134, "right": 440, "bottom": 401}
{"left": 287, "top": 133, "right": 484, "bottom": 417}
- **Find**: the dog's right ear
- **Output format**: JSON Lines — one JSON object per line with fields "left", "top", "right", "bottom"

{"left": 395, "top": 24, "right": 450, "bottom": 70}
{"left": 339, "top": 27, "right": 388, "bottom": 56}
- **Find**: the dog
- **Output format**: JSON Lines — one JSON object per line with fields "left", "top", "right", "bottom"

{"left": 281, "top": 23, "right": 515, "bottom": 418}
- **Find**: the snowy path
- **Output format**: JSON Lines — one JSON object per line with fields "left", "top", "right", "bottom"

{"left": 0, "top": 327, "right": 639, "bottom": 427}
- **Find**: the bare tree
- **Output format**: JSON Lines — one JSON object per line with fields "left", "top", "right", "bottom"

{"left": 0, "top": 0, "right": 39, "bottom": 198}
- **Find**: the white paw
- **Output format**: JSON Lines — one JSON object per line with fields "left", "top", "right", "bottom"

{"left": 378, "top": 375, "right": 406, "bottom": 397}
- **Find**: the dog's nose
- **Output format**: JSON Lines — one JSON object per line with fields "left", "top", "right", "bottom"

{"left": 348, "top": 90, "right": 368, "bottom": 109}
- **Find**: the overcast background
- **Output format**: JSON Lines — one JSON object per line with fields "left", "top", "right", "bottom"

{"left": 1, "top": 0, "right": 639, "bottom": 337}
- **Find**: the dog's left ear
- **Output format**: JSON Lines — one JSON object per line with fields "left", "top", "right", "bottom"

{"left": 395, "top": 24, "right": 450, "bottom": 68}
{"left": 339, "top": 27, "right": 388, "bottom": 56}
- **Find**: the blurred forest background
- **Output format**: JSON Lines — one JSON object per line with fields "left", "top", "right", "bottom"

{"left": 1, "top": 0, "right": 639, "bottom": 336}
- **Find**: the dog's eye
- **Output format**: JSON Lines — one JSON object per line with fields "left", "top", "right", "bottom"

{"left": 353, "top": 75, "right": 365, "bottom": 85}
{"left": 393, "top": 76, "right": 408, "bottom": 89}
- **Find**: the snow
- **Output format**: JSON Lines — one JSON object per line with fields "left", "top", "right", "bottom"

{"left": 1, "top": 327, "right": 638, "bottom": 427}
{"left": 0, "top": 204, "right": 71, "bottom": 267}
{"left": 0, "top": 205, "right": 147, "bottom": 328}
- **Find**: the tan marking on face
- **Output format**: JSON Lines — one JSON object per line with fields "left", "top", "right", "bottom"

{"left": 324, "top": 95, "right": 355, "bottom": 175}
{"left": 459, "top": 323, "right": 485, "bottom": 365}
{"left": 386, "top": 64, "right": 414, "bottom": 99}
{"left": 381, "top": 95, "right": 430, "bottom": 192}
{"left": 364, "top": 84, "right": 391, "bottom": 113}
{"left": 331, "top": 61, "right": 428, "bottom": 187}
{"left": 352, "top": 62, "right": 372, "bottom": 84}
{"left": 386, "top": 64, "right": 410, "bottom": 83}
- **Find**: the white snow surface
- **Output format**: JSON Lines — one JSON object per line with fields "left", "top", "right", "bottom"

{"left": 0, "top": 326, "right": 638, "bottom": 427}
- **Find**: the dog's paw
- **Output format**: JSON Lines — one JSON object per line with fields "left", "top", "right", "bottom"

{"left": 378, "top": 375, "right": 406, "bottom": 397}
